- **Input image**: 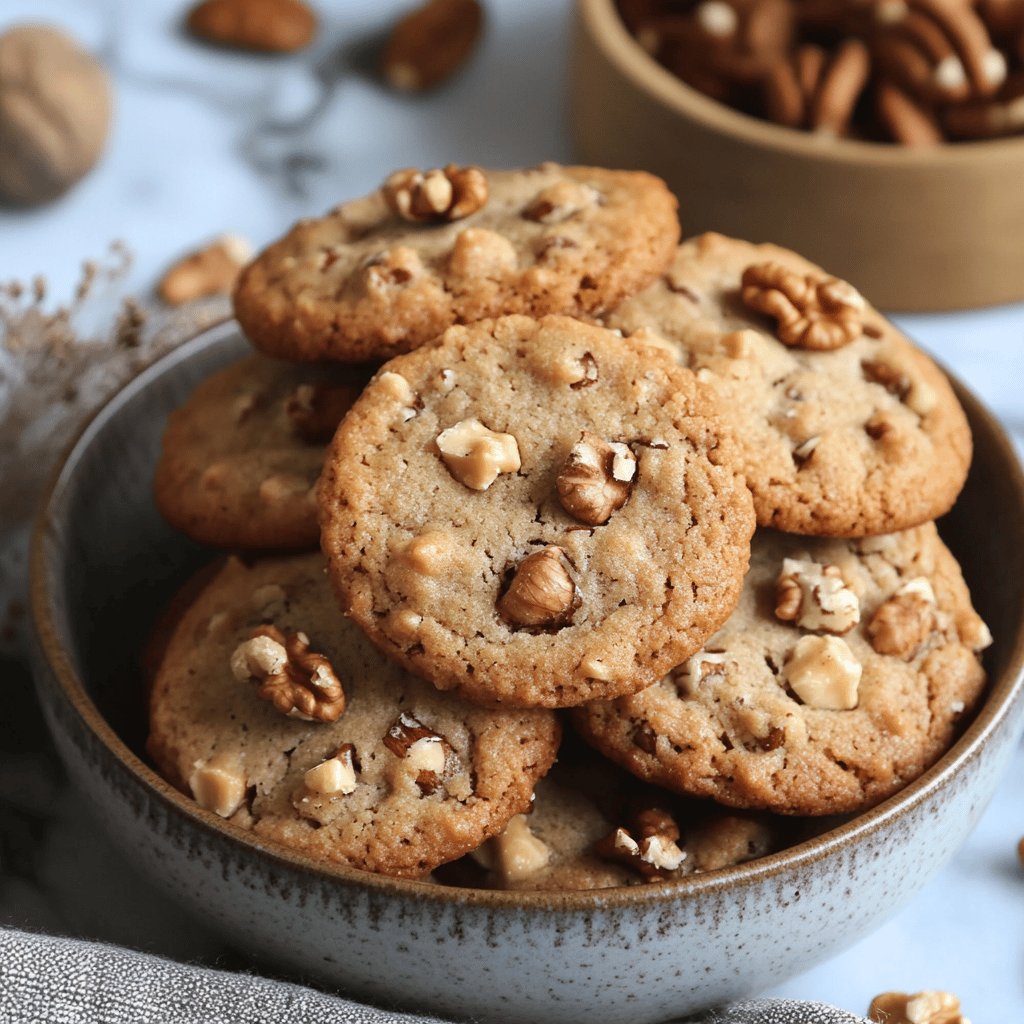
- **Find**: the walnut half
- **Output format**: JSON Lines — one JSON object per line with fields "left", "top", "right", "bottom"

{"left": 741, "top": 261, "right": 865, "bottom": 350}
{"left": 556, "top": 431, "right": 637, "bottom": 525}
{"left": 868, "top": 990, "right": 967, "bottom": 1024}
{"left": 383, "top": 164, "right": 488, "bottom": 222}
{"left": 230, "top": 625, "right": 346, "bottom": 721}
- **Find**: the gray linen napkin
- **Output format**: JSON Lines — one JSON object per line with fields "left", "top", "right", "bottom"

{"left": 0, "top": 927, "right": 870, "bottom": 1024}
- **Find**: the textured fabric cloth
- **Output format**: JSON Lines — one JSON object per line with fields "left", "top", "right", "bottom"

{"left": 0, "top": 927, "right": 870, "bottom": 1024}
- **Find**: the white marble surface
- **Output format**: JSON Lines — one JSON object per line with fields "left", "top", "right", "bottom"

{"left": 1, "top": 0, "right": 1023, "bottom": 1020}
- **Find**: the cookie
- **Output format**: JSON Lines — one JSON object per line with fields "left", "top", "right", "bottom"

{"left": 233, "top": 163, "right": 680, "bottom": 363}
{"left": 606, "top": 233, "right": 973, "bottom": 536}
{"left": 147, "top": 553, "right": 560, "bottom": 878}
{"left": 154, "top": 354, "right": 369, "bottom": 550}
{"left": 318, "top": 314, "right": 756, "bottom": 709}
{"left": 573, "top": 524, "right": 991, "bottom": 816}
{"left": 438, "top": 735, "right": 784, "bottom": 891}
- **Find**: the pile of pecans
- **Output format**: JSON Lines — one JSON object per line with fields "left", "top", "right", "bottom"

{"left": 616, "top": 0, "right": 1024, "bottom": 144}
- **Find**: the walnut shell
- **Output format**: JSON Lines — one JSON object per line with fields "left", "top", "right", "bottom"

{"left": 0, "top": 25, "right": 112, "bottom": 205}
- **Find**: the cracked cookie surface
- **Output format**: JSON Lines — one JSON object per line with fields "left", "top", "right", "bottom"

{"left": 318, "top": 314, "right": 755, "bottom": 709}
{"left": 572, "top": 524, "right": 991, "bottom": 816}
{"left": 154, "top": 354, "right": 370, "bottom": 550}
{"left": 233, "top": 163, "right": 680, "bottom": 363}
{"left": 606, "top": 233, "right": 972, "bottom": 537}
{"left": 147, "top": 552, "right": 559, "bottom": 877}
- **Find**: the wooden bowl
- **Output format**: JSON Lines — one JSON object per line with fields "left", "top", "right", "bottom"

{"left": 570, "top": 0, "right": 1024, "bottom": 312}
{"left": 28, "top": 322, "right": 1024, "bottom": 1023}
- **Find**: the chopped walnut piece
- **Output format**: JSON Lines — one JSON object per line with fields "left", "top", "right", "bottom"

{"left": 448, "top": 227, "right": 518, "bottom": 278}
{"left": 868, "top": 576, "right": 937, "bottom": 659}
{"left": 675, "top": 649, "right": 729, "bottom": 695}
{"left": 556, "top": 431, "right": 636, "bottom": 526}
{"left": 868, "top": 990, "right": 967, "bottom": 1024}
{"left": 362, "top": 246, "right": 424, "bottom": 291}
{"left": 436, "top": 418, "right": 521, "bottom": 490}
{"left": 523, "top": 180, "right": 601, "bottom": 223}
{"left": 383, "top": 164, "right": 487, "bottom": 222}
{"left": 189, "top": 752, "right": 246, "bottom": 818}
{"left": 284, "top": 381, "right": 359, "bottom": 443}
{"left": 383, "top": 712, "right": 451, "bottom": 795}
{"left": 479, "top": 813, "right": 551, "bottom": 883}
{"left": 498, "top": 546, "right": 578, "bottom": 629}
{"left": 595, "top": 807, "right": 686, "bottom": 879}
{"left": 230, "top": 625, "right": 345, "bottom": 721}
{"left": 741, "top": 261, "right": 865, "bottom": 350}
{"left": 783, "top": 635, "right": 861, "bottom": 710}
{"left": 303, "top": 744, "right": 358, "bottom": 796}
{"left": 775, "top": 558, "right": 860, "bottom": 634}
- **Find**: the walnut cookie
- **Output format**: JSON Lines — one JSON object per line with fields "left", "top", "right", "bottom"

{"left": 438, "top": 734, "right": 785, "bottom": 891}
{"left": 154, "top": 354, "right": 371, "bottom": 550}
{"left": 318, "top": 314, "right": 756, "bottom": 709}
{"left": 233, "top": 163, "right": 680, "bottom": 363}
{"left": 573, "top": 524, "right": 991, "bottom": 816}
{"left": 605, "top": 233, "right": 973, "bottom": 537}
{"left": 147, "top": 552, "right": 560, "bottom": 877}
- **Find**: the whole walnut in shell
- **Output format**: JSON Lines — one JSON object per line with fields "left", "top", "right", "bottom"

{"left": 0, "top": 25, "right": 112, "bottom": 205}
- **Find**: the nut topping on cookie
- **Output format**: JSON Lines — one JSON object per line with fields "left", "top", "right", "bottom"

{"left": 436, "top": 418, "right": 521, "bottom": 490}
{"left": 188, "top": 752, "right": 246, "bottom": 818}
{"left": 775, "top": 558, "right": 860, "bottom": 634}
{"left": 556, "top": 432, "right": 637, "bottom": 525}
{"left": 741, "top": 261, "right": 865, "bottom": 350}
{"left": 383, "top": 164, "right": 488, "bottom": 222}
{"left": 383, "top": 712, "right": 452, "bottom": 795}
{"left": 595, "top": 807, "right": 686, "bottom": 879}
{"left": 783, "top": 634, "right": 861, "bottom": 709}
{"left": 868, "top": 577, "right": 937, "bottom": 659}
{"left": 230, "top": 626, "right": 346, "bottom": 721}
{"left": 498, "top": 546, "right": 578, "bottom": 628}
{"left": 303, "top": 744, "right": 359, "bottom": 795}
{"left": 523, "top": 180, "right": 602, "bottom": 223}
{"left": 474, "top": 813, "right": 551, "bottom": 882}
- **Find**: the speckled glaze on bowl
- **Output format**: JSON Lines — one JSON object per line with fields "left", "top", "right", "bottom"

{"left": 570, "top": 0, "right": 1024, "bottom": 312}
{"left": 30, "top": 321, "right": 1024, "bottom": 1024}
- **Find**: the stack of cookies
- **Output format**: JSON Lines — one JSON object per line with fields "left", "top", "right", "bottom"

{"left": 147, "top": 162, "right": 991, "bottom": 887}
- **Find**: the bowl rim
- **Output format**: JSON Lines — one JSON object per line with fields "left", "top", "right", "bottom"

{"left": 29, "top": 319, "right": 1024, "bottom": 913}
{"left": 577, "top": 0, "right": 1024, "bottom": 167}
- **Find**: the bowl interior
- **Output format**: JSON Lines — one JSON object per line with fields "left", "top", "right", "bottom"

{"left": 33, "top": 320, "right": 1024, "bottom": 894}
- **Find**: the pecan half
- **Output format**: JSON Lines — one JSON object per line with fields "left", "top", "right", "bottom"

{"left": 381, "top": 0, "right": 483, "bottom": 92}
{"left": 230, "top": 625, "right": 345, "bottom": 721}
{"left": 741, "top": 261, "right": 865, "bottom": 350}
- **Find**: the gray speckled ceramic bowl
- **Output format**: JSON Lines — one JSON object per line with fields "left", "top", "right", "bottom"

{"left": 29, "top": 321, "right": 1024, "bottom": 1024}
